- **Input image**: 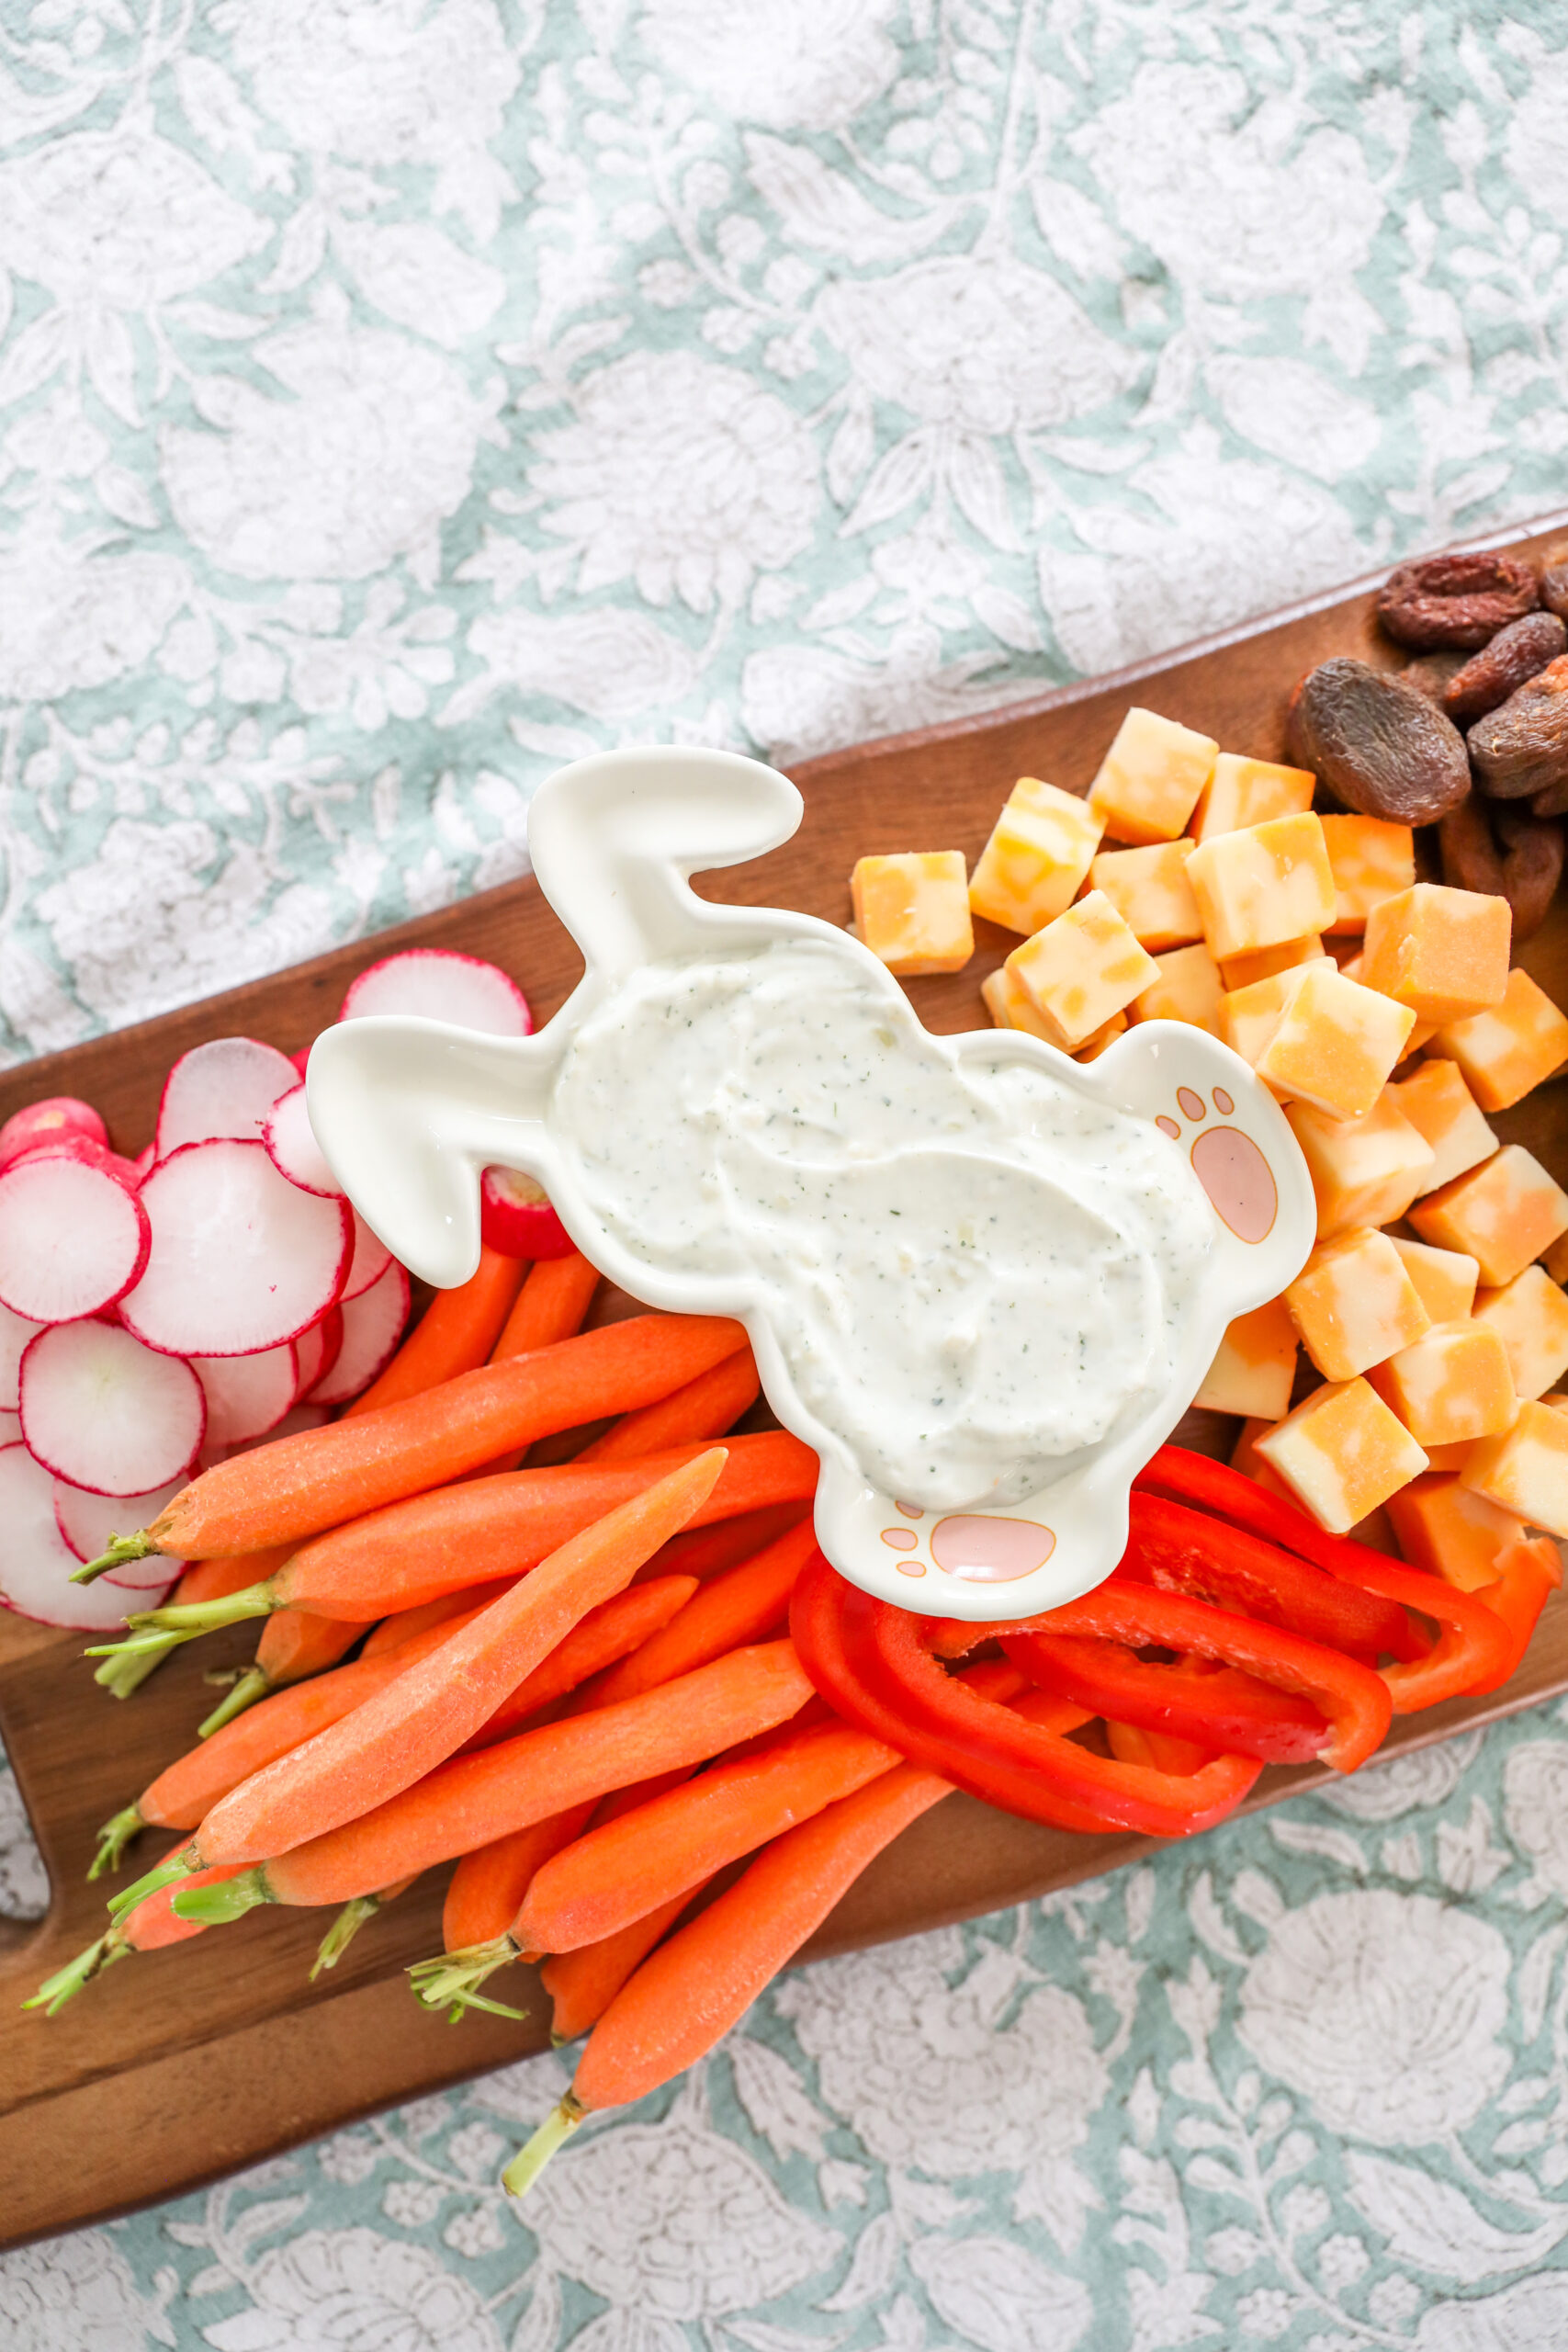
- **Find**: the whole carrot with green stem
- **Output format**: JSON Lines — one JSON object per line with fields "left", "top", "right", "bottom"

{"left": 577, "top": 1351, "right": 760, "bottom": 1464}
{"left": 586, "top": 1517, "right": 816, "bottom": 1709}
{"left": 27, "top": 1855, "right": 254, "bottom": 2015}
{"left": 491, "top": 1251, "right": 600, "bottom": 1361}
{"left": 344, "top": 1243, "right": 527, "bottom": 1419}
{"left": 95, "top": 1548, "right": 294, "bottom": 1701}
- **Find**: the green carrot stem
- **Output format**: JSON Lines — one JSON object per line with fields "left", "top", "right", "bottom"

{"left": 85, "top": 1584, "right": 272, "bottom": 1660}
{"left": 310, "top": 1894, "right": 383, "bottom": 1981}
{"left": 198, "top": 1667, "right": 271, "bottom": 1740}
{"left": 169, "top": 1867, "right": 269, "bottom": 1926}
{"left": 502, "top": 2094, "right": 585, "bottom": 2197}
{"left": 94, "top": 1640, "right": 175, "bottom": 1698}
{"left": 107, "top": 1842, "right": 200, "bottom": 1918}
{"left": 407, "top": 1935, "right": 520, "bottom": 2018}
{"left": 73, "top": 1531, "right": 159, "bottom": 1585}
{"left": 89, "top": 1804, "right": 145, "bottom": 1881}
{"left": 24, "top": 1930, "right": 130, "bottom": 2014}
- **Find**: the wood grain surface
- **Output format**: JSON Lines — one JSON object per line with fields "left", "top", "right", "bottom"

{"left": 4, "top": 508, "right": 1567, "bottom": 2245}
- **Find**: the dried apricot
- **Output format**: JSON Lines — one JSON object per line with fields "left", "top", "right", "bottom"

{"left": 1287, "top": 657, "right": 1472, "bottom": 824}
{"left": 1468, "top": 652, "right": 1568, "bottom": 802}
{"left": 1443, "top": 611, "right": 1567, "bottom": 723}
{"left": 1438, "top": 796, "right": 1563, "bottom": 942}
{"left": 1378, "top": 551, "right": 1540, "bottom": 650}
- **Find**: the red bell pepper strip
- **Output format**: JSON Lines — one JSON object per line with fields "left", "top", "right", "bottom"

{"left": 1002, "top": 1630, "right": 1330, "bottom": 1763}
{"left": 1105, "top": 1717, "right": 1216, "bottom": 1774}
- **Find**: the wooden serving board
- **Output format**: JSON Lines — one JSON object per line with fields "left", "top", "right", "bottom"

{"left": 5, "top": 509, "right": 1568, "bottom": 2246}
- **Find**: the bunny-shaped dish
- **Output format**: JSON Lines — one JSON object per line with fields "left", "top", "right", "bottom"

{"left": 307, "top": 748, "right": 1314, "bottom": 1623}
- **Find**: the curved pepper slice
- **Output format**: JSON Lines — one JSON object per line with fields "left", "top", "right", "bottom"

{"left": 1460, "top": 1536, "right": 1559, "bottom": 1699}
{"left": 1003, "top": 1630, "right": 1330, "bottom": 1763}
{"left": 1135, "top": 1446, "right": 1513, "bottom": 1710}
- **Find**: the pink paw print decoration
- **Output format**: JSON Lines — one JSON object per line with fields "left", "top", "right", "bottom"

{"left": 307, "top": 749, "right": 1315, "bottom": 1623}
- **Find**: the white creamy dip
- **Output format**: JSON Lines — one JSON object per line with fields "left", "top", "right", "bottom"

{"left": 550, "top": 937, "right": 1215, "bottom": 1513}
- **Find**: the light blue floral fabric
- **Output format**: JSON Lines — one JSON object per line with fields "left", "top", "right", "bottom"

{"left": 3, "top": 2, "right": 1568, "bottom": 2344}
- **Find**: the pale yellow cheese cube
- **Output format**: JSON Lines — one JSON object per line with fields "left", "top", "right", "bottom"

{"left": 980, "top": 964, "right": 1057, "bottom": 1044}
{"left": 1250, "top": 965, "right": 1416, "bottom": 1122}
{"left": 1220, "top": 935, "right": 1325, "bottom": 991}
{"left": 1255, "top": 1377, "right": 1428, "bottom": 1533}
{"left": 1285, "top": 1227, "right": 1431, "bottom": 1383}
{"left": 1285, "top": 1095, "right": 1435, "bottom": 1238}
{"left": 1194, "top": 1297, "right": 1299, "bottom": 1419}
{"left": 1130, "top": 942, "right": 1224, "bottom": 1035}
{"left": 1191, "top": 753, "right": 1315, "bottom": 843}
{"left": 967, "top": 778, "right": 1104, "bottom": 936}
{"left": 1429, "top": 966, "right": 1568, "bottom": 1113}
{"left": 1359, "top": 883, "right": 1511, "bottom": 1024}
{"left": 1074, "top": 1010, "right": 1128, "bottom": 1062}
{"left": 1388, "top": 1236, "right": 1479, "bottom": 1325}
{"left": 1319, "top": 815, "right": 1416, "bottom": 934}
{"left": 1220, "top": 965, "right": 1318, "bottom": 1076}
{"left": 1368, "top": 1320, "right": 1518, "bottom": 1447}
{"left": 1188, "top": 812, "right": 1338, "bottom": 962}
{"left": 1383, "top": 1058, "right": 1498, "bottom": 1195}
{"left": 1231, "top": 1415, "right": 1294, "bottom": 1499}
{"left": 1385, "top": 1474, "right": 1529, "bottom": 1591}
{"left": 1472, "top": 1265, "right": 1568, "bottom": 1402}
{"left": 1462, "top": 1400, "right": 1568, "bottom": 1537}
{"left": 1088, "top": 708, "right": 1218, "bottom": 846}
{"left": 1088, "top": 840, "right": 1202, "bottom": 952}
{"left": 1409, "top": 1146, "right": 1568, "bottom": 1289}
{"left": 851, "top": 852, "right": 974, "bottom": 977}
{"left": 1004, "top": 890, "right": 1159, "bottom": 1052}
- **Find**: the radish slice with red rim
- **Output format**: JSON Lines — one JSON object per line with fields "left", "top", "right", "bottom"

{"left": 339, "top": 950, "right": 531, "bottom": 1035}
{"left": 192, "top": 1343, "right": 299, "bottom": 1448}
{"left": 292, "top": 1308, "right": 343, "bottom": 1400}
{"left": 155, "top": 1037, "right": 300, "bottom": 1159}
{"left": 479, "top": 1166, "right": 575, "bottom": 1260}
{"left": 0, "top": 1301, "right": 43, "bottom": 1410}
{"left": 0, "top": 1445, "right": 149, "bottom": 1630}
{"left": 309, "top": 1261, "right": 411, "bottom": 1406}
{"left": 225, "top": 1401, "right": 332, "bottom": 1453}
{"left": 340, "top": 1207, "right": 392, "bottom": 1302}
{"left": 54, "top": 1476, "right": 187, "bottom": 1582}
{"left": 121, "top": 1140, "right": 353, "bottom": 1357}
{"left": 0, "top": 1155, "right": 151, "bottom": 1322}
{"left": 264, "top": 1082, "right": 343, "bottom": 1197}
{"left": 20, "top": 1322, "right": 205, "bottom": 1494}
{"left": 0, "top": 1097, "right": 107, "bottom": 1170}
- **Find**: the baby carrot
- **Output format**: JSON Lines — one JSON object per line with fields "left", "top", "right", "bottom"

{"left": 94, "top": 1548, "right": 293, "bottom": 1700}
{"left": 198, "top": 1607, "right": 369, "bottom": 1738}
{"left": 589, "top": 1519, "right": 816, "bottom": 1709}
{"left": 79, "top": 1314, "right": 747, "bottom": 1575}
{"left": 27, "top": 1857, "right": 251, "bottom": 2014}
{"left": 460, "top": 1576, "right": 698, "bottom": 1752}
{"left": 442, "top": 1805, "right": 596, "bottom": 1965}
{"left": 578, "top": 1351, "right": 760, "bottom": 1464}
{"left": 636, "top": 1501, "right": 812, "bottom": 1587}
{"left": 361, "top": 1585, "right": 504, "bottom": 1659}
{"left": 540, "top": 1889, "right": 703, "bottom": 2044}
{"left": 492, "top": 1251, "right": 600, "bottom": 1360}
{"left": 311, "top": 1873, "right": 419, "bottom": 1981}
{"left": 167, "top": 1640, "right": 813, "bottom": 1921}
{"left": 345, "top": 1245, "right": 527, "bottom": 1418}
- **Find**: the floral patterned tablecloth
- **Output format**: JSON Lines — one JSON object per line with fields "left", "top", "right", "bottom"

{"left": 4, "top": 5, "right": 1568, "bottom": 2346}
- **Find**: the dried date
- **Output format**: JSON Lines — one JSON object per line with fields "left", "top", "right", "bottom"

{"left": 1439, "top": 796, "right": 1563, "bottom": 942}
{"left": 1398, "top": 652, "right": 1466, "bottom": 704}
{"left": 1541, "top": 560, "right": 1568, "bottom": 621}
{"left": 1287, "top": 657, "right": 1472, "bottom": 823}
{"left": 1377, "top": 551, "right": 1540, "bottom": 650}
{"left": 1467, "top": 653, "right": 1568, "bottom": 801}
{"left": 1442, "top": 610, "right": 1567, "bottom": 723}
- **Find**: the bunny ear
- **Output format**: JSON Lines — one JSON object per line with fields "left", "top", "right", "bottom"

{"left": 527, "top": 746, "right": 803, "bottom": 981}
{"left": 306, "top": 1019, "right": 561, "bottom": 1292}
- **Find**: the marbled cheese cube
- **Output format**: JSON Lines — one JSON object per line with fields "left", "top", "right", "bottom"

{"left": 1188, "top": 812, "right": 1338, "bottom": 962}
{"left": 967, "top": 777, "right": 1104, "bottom": 936}
{"left": 1220, "top": 934, "right": 1325, "bottom": 991}
{"left": 1388, "top": 1236, "right": 1480, "bottom": 1325}
{"left": 1089, "top": 839, "right": 1202, "bottom": 951}
{"left": 1359, "top": 883, "right": 1511, "bottom": 1024}
{"left": 1319, "top": 814, "right": 1416, "bottom": 933}
{"left": 1191, "top": 754, "right": 1315, "bottom": 843}
{"left": 1384, "top": 1058, "right": 1498, "bottom": 1195}
{"left": 1088, "top": 708, "right": 1218, "bottom": 845}
{"left": 851, "top": 852, "right": 974, "bottom": 976}
{"left": 1004, "top": 889, "right": 1159, "bottom": 1052}
{"left": 1285, "top": 1227, "right": 1431, "bottom": 1383}
{"left": 1255, "top": 1377, "right": 1428, "bottom": 1533}
{"left": 1472, "top": 1265, "right": 1568, "bottom": 1402}
{"left": 1409, "top": 1146, "right": 1568, "bottom": 1289}
{"left": 1369, "top": 1320, "right": 1518, "bottom": 1447}
{"left": 1285, "top": 1095, "right": 1435, "bottom": 1238}
{"left": 1385, "top": 1474, "right": 1528, "bottom": 1592}
{"left": 980, "top": 964, "right": 1056, "bottom": 1043}
{"left": 1232, "top": 1415, "right": 1293, "bottom": 1500}
{"left": 1194, "top": 1296, "right": 1299, "bottom": 1419}
{"left": 1220, "top": 964, "right": 1318, "bottom": 1076}
{"left": 1462, "top": 1400, "right": 1568, "bottom": 1537}
{"left": 1250, "top": 964, "right": 1416, "bottom": 1121}
{"left": 1074, "top": 1010, "right": 1128, "bottom": 1062}
{"left": 1429, "top": 966, "right": 1568, "bottom": 1113}
{"left": 1130, "top": 942, "right": 1224, "bottom": 1034}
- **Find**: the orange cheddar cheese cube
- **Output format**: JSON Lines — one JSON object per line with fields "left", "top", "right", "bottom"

{"left": 1088, "top": 840, "right": 1201, "bottom": 952}
{"left": 1409, "top": 1145, "right": 1568, "bottom": 1289}
{"left": 1385, "top": 1474, "right": 1529, "bottom": 1591}
{"left": 1194, "top": 1296, "right": 1299, "bottom": 1419}
{"left": 851, "top": 852, "right": 974, "bottom": 977}
{"left": 1319, "top": 814, "right": 1416, "bottom": 933}
{"left": 1188, "top": 811, "right": 1337, "bottom": 962}
{"left": 1284, "top": 1227, "right": 1431, "bottom": 1383}
{"left": 1422, "top": 1440, "right": 1479, "bottom": 1473}
{"left": 1285, "top": 1095, "right": 1434, "bottom": 1238}
{"left": 1388, "top": 1235, "right": 1479, "bottom": 1325}
{"left": 1220, "top": 934, "right": 1325, "bottom": 991}
{"left": 1191, "top": 753, "right": 1315, "bottom": 843}
{"left": 1220, "top": 965, "right": 1319, "bottom": 1076}
{"left": 1462, "top": 1399, "right": 1568, "bottom": 1537}
{"left": 1249, "top": 964, "right": 1416, "bottom": 1121}
{"left": 1130, "top": 942, "right": 1224, "bottom": 1035}
{"left": 1384, "top": 1058, "right": 1498, "bottom": 1195}
{"left": 1472, "top": 1265, "right": 1568, "bottom": 1402}
{"left": 1004, "top": 890, "right": 1160, "bottom": 1053}
{"left": 1088, "top": 708, "right": 1218, "bottom": 845}
{"left": 1254, "top": 1376, "right": 1428, "bottom": 1533}
{"left": 1429, "top": 966, "right": 1568, "bottom": 1113}
{"left": 968, "top": 776, "right": 1103, "bottom": 936}
{"left": 1074, "top": 1010, "right": 1128, "bottom": 1062}
{"left": 980, "top": 964, "right": 1057, "bottom": 1043}
{"left": 1359, "top": 883, "right": 1511, "bottom": 1024}
{"left": 1368, "top": 1320, "right": 1517, "bottom": 1447}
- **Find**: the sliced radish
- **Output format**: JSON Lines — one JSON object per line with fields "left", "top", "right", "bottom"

{"left": 20, "top": 1321, "right": 205, "bottom": 1494}
{"left": 309, "top": 1260, "right": 411, "bottom": 1406}
{"left": 224, "top": 1401, "right": 332, "bottom": 1453}
{"left": 192, "top": 1343, "right": 299, "bottom": 1448}
{"left": 0, "top": 1301, "right": 43, "bottom": 1409}
{"left": 290, "top": 1045, "right": 313, "bottom": 1080}
{"left": 339, "top": 949, "right": 531, "bottom": 1036}
{"left": 0, "top": 1444, "right": 142, "bottom": 1630}
{"left": 264, "top": 1081, "right": 344, "bottom": 1198}
{"left": 131, "top": 1143, "right": 155, "bottom": 1182}
{"left": 6, "top": 1132, "right": 142, "bottom": 1187}
{"left": 293, "top": 1307, "right": 343, "bottom": 1400}
{"left": 480, "top": 1166, "right": 574, "bottom": 1260}
{"left": 54, "top": 1476, "right": 186, "bottom": 1583}
{"left": 0, "top": 1154, "right": 151, "bottom": 1322}
{"left": 0, "top": 1407, "right": 18, "bottom": 1445}
{"left": 155, "top": 1036, "right": 300, "bottom": 1159}
{"left": 121, "top": 1139, "right": 352, "bottom": 1357}
{"left": 341, "top": 1207, "right": 392, "bottom": 1302}
{"left": 0, "top": 1096, "right": 108, "bottom": 1170}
